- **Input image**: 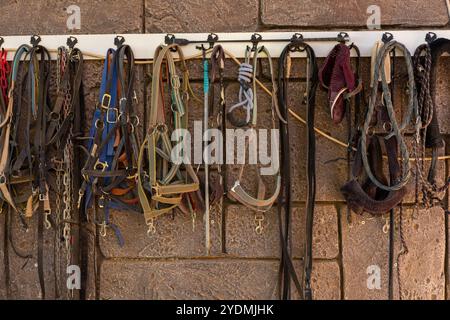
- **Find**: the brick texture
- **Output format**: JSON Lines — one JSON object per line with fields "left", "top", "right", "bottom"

{"left": 396, "top": 207, "right": 446, "bottom": 300}
{"left": 0, "top": 0, "right": 143, "bottom": 35}
{"left": 340, "top": 205, "right": 390, "bottom": 300}
{"left": 261, "top": 0, "right": 449, "bottom": 28}
{"left": 145, "top": 0, "right": 259, "bottom": 33}
{"left": 99, "top": 259, "right": 340, "bottom": 300}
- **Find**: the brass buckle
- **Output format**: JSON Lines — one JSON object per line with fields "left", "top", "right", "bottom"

{"left": 101, "top": 94, "right": 111, "bottom": 110}
{"left": 94, "top": 160, "right": 109, "bottom": 172}
{"left": 151, "top": 185, "right": 161, "bottom": 197}
{"left": 98, "top": 196, "right": 105, "bottom": 209}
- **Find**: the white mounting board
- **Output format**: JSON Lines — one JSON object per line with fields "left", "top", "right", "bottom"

{"left": 1, "top": 30, "right": 449, "bottom": 60}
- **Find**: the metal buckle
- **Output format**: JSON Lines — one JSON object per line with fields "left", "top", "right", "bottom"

{"left": 77, "top": 190, "right": 84, "bottom": 209}
{"left": 39, "top": 193, "right": 48, "bottom": 201}
{"left": 95, "top": 119, "right": 104, "bottom": 129}
{"left": 99, "top": 221, "right": 107, "bottom": 237}
{"left": 106, "top": 107, "right": 118, "bottom": 124}
{"left": 98, "top": 196, "right": 105, "bottom": 209}
{"left": 94, "top": 160, "right": 109, "bottom": 172}
{"left": 151, "top": 185, "right": 161, "bottom": 197}
{"left": 0, "top": 173, "right": 6, "bottom": 185}
{"left": 101, "top": 94, "right": 111, "bottom": 110}
{"left": 230, "top": 181, "right": 240, "bottom": 193}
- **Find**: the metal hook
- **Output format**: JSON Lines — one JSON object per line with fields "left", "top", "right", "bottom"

{"left": 290, "top": 33, "right": 304, "bottom": 43}
{"left": 425, "top": 32, "right": 437, "bottom": 44}
{"left": 30, "top": 35, "right": 41, "bottom": 47}
{"left": 382, "top": 32, "right": 394, "bottom": 44}
{"left": 250, "top": 33, "right": 262, "bottom": 51}
{"left": 337, "top": 32, "right": 349, "bottom": 43}
{"left": 164, "top": 33, "right": 176, "bottom": 45}
{"left": 114, "top": 35, "right": 125, "bottom": 48}
{"left": 289, "top": 33, "right": 304, "bottom": 52}
{"left": 207, "top": 33, "right": 219, "bottom": 49}
{"left": 66, "top": 36, "right": 78, "bottom": 49}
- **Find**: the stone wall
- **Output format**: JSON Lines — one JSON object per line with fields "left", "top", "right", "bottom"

{"left": 0, "top": 0, "right": 449, "bottom": 300}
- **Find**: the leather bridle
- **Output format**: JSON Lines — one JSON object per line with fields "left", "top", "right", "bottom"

{"left": 341, "top": 40, "right": 417, "bottom": 215}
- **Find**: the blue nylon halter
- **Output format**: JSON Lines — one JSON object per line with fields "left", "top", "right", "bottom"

{"left": 85, "top": 48, "right": 124, "bottom": 246}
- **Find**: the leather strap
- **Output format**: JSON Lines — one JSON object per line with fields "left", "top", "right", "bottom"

{"left": 277, "top": 41, "right": 318, "bottom": 300}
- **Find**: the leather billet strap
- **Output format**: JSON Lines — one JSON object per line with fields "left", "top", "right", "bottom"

{"left": 277, "top": 41, "right": 318, "bottom": 301}
{"left": 227, "top": 46, "right": 282, "bottom": 212}
{"left": 137, "top": 44, "right": 200, "bottom": 230}
{"left": 205, "top": 45, "right": 226, "bottom": 208}
{"left": 360, "top": 40, "right": 417, "bottom": 192}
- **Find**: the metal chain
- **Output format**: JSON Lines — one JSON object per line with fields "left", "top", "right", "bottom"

{"left": 56, "top": 46, "right": 77, "bottom": 299}
{"left": 396, "top": 205, "right": 409, "bottom": 300}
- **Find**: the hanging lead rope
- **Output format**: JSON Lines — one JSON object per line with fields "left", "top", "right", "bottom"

{"left": 228, "top": 61, "right": 254, "bottom": 127}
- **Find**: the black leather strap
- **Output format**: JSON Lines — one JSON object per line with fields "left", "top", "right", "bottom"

{"left": 277, "top": 41, "right": 318, "bottom": 300}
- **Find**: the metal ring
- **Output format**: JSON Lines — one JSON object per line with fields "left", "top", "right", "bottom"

{"left": 95, "top": 119, "right": 104, "bottom": 130}
{"left": 49, "top": 111, "right": 60, "bottom": 121}
{"left": 131, "top": 115, "right": 140, "bottom": 127}
{"left": 383, "top": 121, "right": 392, "bottom": 133}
